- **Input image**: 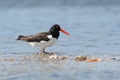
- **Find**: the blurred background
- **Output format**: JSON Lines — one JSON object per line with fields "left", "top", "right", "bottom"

{"left": 0, "top": 0, "right": 120, "bottom": 80}
{"left": 0, "top": 0, "right": 120, "bottom": 8}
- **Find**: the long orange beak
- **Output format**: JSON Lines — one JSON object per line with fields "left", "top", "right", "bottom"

{"left": 60, "top": 28, "right": 70, "bottom": 35}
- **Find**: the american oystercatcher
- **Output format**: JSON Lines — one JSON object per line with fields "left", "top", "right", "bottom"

{"left": 17, "top": 24, "right": 70, "bottom": 53}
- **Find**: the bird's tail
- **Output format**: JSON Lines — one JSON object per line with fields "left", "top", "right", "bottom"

{"left": 17, "top": 35, "right": 25, "bottom": 40}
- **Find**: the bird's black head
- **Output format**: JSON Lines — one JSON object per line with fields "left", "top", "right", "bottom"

{"left": 49, "top": 24, "right": 60, "bottom": 38}
{"left": 49, "top": 24, "right": 70, "bottom": 38}
{"left": 50, "top": 24, "right": 61, "bottom": 32}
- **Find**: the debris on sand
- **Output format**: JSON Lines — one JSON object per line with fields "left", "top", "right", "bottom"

{"left": 49, "top": 54, "right": 68, "bottom": 61}
{"left": 75, "top": 55, "right": 87, "bottom": 61}
{"left": 0, "top": 52, "right": 119, "bottom": 62}
{"left": 37, "top": 53, "right": 103, "bottom": 62}
{"left": 49, "top": 54, "right": 59, "bottom": 60}
{"left": 4, "top": 58, "right": 15, "bottom": 62}
{"left": 36, "top": 52, "right": 68, "bottom": 61}
{"left": 60, "top": 56, "right": 68, "bottom": 60}
{"left": 86, "top": 58, "right": 103, "bottom": 62}
{"left": 74, "top": 55, "right": 103, "bottom": 62}
{"left": 106, "top": 57, "right": 120, "bottom": 61}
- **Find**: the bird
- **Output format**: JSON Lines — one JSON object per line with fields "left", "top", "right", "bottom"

{"left": 17, "top": 24, "right": 70, "bottom": 54}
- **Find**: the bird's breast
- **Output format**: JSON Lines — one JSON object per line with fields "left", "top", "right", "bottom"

{"left": 29, "top": 38, "right": 57, "bottom": 48}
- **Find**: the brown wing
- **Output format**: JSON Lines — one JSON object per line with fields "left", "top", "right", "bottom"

{"left": 17, "top": 32, "right": 50, "bottom": 42}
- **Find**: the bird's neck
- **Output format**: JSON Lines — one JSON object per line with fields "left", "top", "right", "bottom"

{"left": 50, "top": 31, "right": 59, "bottom": 39}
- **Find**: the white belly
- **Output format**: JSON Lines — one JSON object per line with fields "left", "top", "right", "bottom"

{"left": 29, "top": 38, "right": 57, "bottom": 48}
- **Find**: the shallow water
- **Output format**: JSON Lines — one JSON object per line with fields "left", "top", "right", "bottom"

{"left": 0, "top": 5, "right": 120, "bottom": 80}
